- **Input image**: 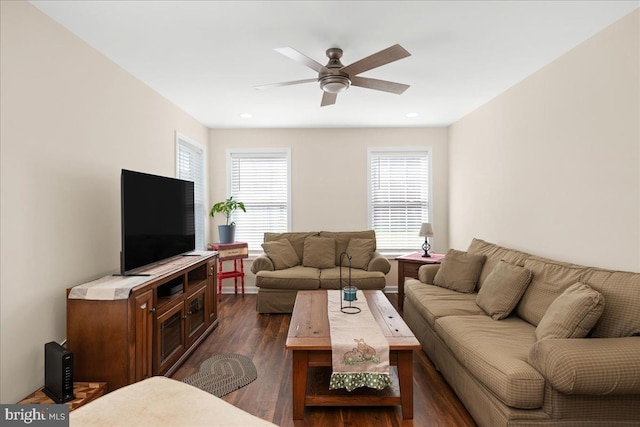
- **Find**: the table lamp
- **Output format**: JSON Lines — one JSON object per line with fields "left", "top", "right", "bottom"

{"left": 419, "top": 223, "right": 434, "bottom": 257}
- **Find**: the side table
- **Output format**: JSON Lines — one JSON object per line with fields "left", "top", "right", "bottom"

{"left": 396, "top": 252, "right": 444, "bottom": 309}
{"left": 18, "top": 381, "right": 107, "bottom": 411}
{"left": 210, "top": 242, "right": 249, "bottom": 298}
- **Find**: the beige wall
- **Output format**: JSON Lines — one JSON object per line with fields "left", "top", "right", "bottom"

{"left": 0, "top": 2, "right": 208, "bottom": 403}
{"left": 449, "top": 10, "right": 640, "bottom": 271}
{"left": 209, "top": 127, "right": 449, "bottom": 290}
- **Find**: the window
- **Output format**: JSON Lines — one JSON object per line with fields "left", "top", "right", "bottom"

{"left": 368, "top": 148, "right": 431, "bottom": 253}
{"left": 176, "top": 132, "right": 205, "bottom": 250}
{"left": 228, "top": 149, "right": 291, "bottom": 252}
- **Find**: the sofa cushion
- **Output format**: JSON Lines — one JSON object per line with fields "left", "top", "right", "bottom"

{"left": 476, "top": 260, "right": 533, "bottom": 320}
{"left": 264, "top": 232, "right": 318, "bottom": 260}
{"left": 434, "top": 315, "right": 544, "bottom": 409}
{"left": 581, "top": 269, "right": 640, "bottom": 338}
{"left": 254, "top": 266, "right": 320, "bottom": 290}
{"left": 433, "top": 249, "right": 486, "bottom": 293}
{"left": 467, "top": 238, "right": 530, "bottom": 289}
{"left": 516, "top": 257, "right": 586, "bottom": 326}
{"left": 535, "top": 282, "right": 605, "bottom": 341}
{"left": 319, "top": 230, "right": 376, "bottom": 266}
{"left": 261, "top": 239, "right": 300, "bottom": 270}
{"left": 318, "top": 267, "right": 386, "bottom": 290}
{"left": 344, "top": 238, "right": 375, "bottom": 270}
{"left": 302, "top": 237, "right": 336, "bottom": 269}
{"left": 69, "top": 376, "right": 279, "bottom": 427}
{"left": 404, "top": 281, "right": 485, "bottom": 328}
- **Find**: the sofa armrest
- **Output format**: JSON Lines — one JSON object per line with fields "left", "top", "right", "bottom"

{"left": 250, "top": 253, "right": 274, "bottom": 274}
{"left": 367, "top": 252, "right": 391, "bottom": 274}
{"left": 418, "top": 264, "right": 441, "bottom": 284}
{"left": 529, "top": 337, "right": 640, "bottom": 395}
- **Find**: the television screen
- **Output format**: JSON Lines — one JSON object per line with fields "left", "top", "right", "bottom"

{"left": 121, "top": 169, "right": 195, "bottom": 275}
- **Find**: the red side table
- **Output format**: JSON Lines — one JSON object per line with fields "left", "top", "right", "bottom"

{"left": 210, "top": 242, "right": 249, "bottom": 299}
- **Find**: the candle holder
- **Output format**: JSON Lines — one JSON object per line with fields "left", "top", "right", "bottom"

{"left": 339, "top": 252, "right": 361, "bottom": 314}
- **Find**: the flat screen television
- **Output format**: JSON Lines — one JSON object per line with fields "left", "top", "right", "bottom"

{"left": 120, "top": 169, "right": 195, "bottom": 275}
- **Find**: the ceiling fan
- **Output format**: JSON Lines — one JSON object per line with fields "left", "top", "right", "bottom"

{"left": 256, "top": 44, "right": 411, "bottom": 107}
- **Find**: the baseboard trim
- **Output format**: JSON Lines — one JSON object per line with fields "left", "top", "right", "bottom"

{"left": 219, "top": 286, "right": 398, "bottom": 295}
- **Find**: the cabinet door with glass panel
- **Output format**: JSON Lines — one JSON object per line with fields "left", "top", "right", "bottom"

{"left": 155, "top": 300, "right": 186, "bottom": 374}
{"left": 185, "top": 286, "right": 207, "bottom": 347}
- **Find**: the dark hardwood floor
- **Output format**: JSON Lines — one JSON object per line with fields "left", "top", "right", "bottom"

{"left": 172, "top": 293, "right": 477, "bottom": 427}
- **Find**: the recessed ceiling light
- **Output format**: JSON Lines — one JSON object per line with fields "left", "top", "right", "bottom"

{"left": 239, "top": 113, "right": 253, "bottom": 119}
{"left": 406, "top": 112, "right": 419, "bottom": 118}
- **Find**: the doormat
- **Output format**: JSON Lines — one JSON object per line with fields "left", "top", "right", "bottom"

{"left": 183, "top": 353, "right": 257, "bottom": 397}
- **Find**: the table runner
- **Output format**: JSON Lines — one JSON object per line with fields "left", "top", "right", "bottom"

{"left": 68, "top": 274, "right": 152, "bottom": 300}
{"left": 327, "top": 290, "right": 391, "bottom": 391}
{"left": 68, "top": 251, "right": 213, "bottom": 300}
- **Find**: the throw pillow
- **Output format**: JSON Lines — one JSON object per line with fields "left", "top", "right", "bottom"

{"left": 476, "top": 260, "right": 533, "bottom": 320}
{"left": 302, "top": 237, "right": 336, "bottom": 269}
{"left": 261, "top": 239, "right": 300, "bottom": 270}
{"left": 433, "top": 249, "right": 486, "bottom": 293}
{"left": 535, "top": 282, "right": 605, "bottom": 341}
{"left": 344, "top": 238, "right": 376, "bottom": 270}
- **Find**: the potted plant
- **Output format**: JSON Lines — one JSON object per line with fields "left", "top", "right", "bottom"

{"left": 209, "top": 196, "right": 246, "bottom": 244}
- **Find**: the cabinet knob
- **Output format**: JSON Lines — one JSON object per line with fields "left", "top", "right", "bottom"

{"left": 150, "top": 307, "right": 156, "bottom": 313}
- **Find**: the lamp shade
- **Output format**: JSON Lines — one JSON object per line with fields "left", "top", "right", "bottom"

{"left": 419, "top": 223, "right": 434, "bottom": 237}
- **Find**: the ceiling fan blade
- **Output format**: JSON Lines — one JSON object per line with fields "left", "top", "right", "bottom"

{"left": 274, "top": 47, "right": 330, "bottom": 74}
{"left": 255, "top": 78, "right": 317, "bottom": 90}
{"left": 321, "top": 92, "right": 337, "bottom": 107}
{"left": 341, "top": 44, "right": 411, "bottom": 77}
{"left": 350, "top": 76, "right": 410, "bottom": 94}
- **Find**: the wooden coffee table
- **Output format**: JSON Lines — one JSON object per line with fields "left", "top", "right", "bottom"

{"left": 285, "top": 290, "right": 421, "bottom": 419}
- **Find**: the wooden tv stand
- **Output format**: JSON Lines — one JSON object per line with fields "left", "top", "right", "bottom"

{"left": 66, "top": 252, "right": 218, "bottom": 392}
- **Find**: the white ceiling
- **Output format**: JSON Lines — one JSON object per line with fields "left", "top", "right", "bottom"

{"left": 30, "top": 1, "right": 639, "bottom": 129}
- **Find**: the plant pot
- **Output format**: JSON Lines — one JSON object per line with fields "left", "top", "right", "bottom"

{"left": 218, "top": 225, "right": 235, "bottom": 244}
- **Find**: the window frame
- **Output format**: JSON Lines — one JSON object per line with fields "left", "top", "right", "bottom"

{"left": 226, "top": 148, "right": 292, "bottom": 254}
{"left": 367, "top": 146, "right": 433, "bottom": 256}
{"left": 175, "top": 131, "right": 206, "bottom": 250}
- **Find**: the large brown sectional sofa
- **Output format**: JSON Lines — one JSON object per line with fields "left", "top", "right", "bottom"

{"left": 403, "top": 238, "right": 640, "bottom": 426}
{"left": 251, "top": 230, "right": 390, "bottom": 313}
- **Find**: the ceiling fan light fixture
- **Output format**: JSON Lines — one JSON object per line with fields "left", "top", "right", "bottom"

{"left": 319, "top": 75, "right": 350, "bottom": 94}
{"left": 261, "top": 44, "right": 411, "bottom": 106}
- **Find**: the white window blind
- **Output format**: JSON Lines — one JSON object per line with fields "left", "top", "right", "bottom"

{"left": 228, "top": 149, "right": 290, "bottom": 252}
{"left": 176, "top": 133, "right": 205, "bottom": 250}
{"left": 368, "top": 149, "right": 430, "bottom": 252}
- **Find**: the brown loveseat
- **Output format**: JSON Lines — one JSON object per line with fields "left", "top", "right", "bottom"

{"left": 251, "top": 230, "right": 390, "bottom": 313}
{"left": 403, "top": 238, "right": 640, "bottom": 427}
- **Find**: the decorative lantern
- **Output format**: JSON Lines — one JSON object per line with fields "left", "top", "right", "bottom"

{"left": 339, "top": 252, "right": 361, "bottom": 314}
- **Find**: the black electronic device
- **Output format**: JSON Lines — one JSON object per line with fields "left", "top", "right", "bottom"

{"left": 120, "top": 169, "right": 196, "bottom": 275}
{"left": 44, "top": 341, "right": 75, "bottom": 404}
